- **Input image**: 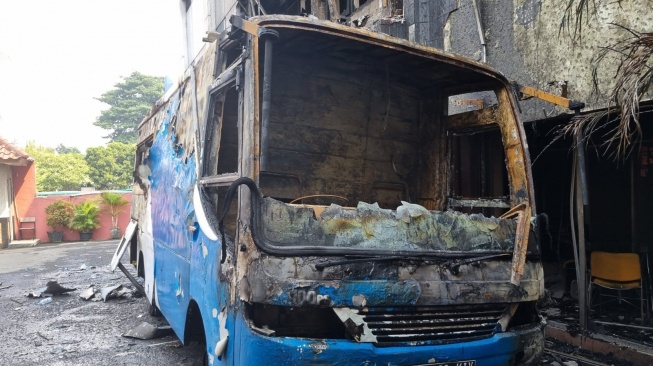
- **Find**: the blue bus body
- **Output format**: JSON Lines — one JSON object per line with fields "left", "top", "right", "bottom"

{"left": 130, "top": 15, "right": 545, "bottom": 365}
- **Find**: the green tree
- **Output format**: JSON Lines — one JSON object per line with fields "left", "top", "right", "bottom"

{"left": 85, "top": 142, "right": 135, "bottom": 190}
{"left": 94, "top": 71, "right": 164, "bottom": 144}
{"left": 100, "top": 191, "right": 129, "bottom": 229}
{"left": 24, "top": 142, "right": 90, "bottom": 192}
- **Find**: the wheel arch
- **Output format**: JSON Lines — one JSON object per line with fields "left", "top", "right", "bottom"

{"left": 184, "top": 299, "right": 207, "bottom": 345}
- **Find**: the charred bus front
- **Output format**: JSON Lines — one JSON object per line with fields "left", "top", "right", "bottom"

{"left": 131, "top": 15, "right": 544, "bottom": 366}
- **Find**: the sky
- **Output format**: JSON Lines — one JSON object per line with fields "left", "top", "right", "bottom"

{"left": 0, "top": 0, "right": 184, "bottom": 153}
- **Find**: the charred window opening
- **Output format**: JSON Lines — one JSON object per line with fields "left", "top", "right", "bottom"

{"left": 215, "top": 40, "right": 243, "bottom": 78}
{"left": 217, "top": 88, "right": 239, "bottom": 175}
{"left": 204, "top": 85, "right": 239, "bottom": 176}
{"left": 134, "top": 136, "right": 154, "bottom": 194}
{"left": 201, "top": 79, "right": 241, "bottom": 241}
{"left": 449, "top": 129, "right": 509, "bottom": 216}
{"left": 246, "top": 302, "right": 348, "bottom": 339}
{"left": 445, "top": 90, "right": 510, "bottom": 217}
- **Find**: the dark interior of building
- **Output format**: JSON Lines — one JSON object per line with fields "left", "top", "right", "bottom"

{"left": 525, "top": 108, "right": 653, "bottom": 339}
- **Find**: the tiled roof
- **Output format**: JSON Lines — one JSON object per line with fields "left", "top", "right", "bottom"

{"left": 0, "top": 135, "right": 31, "bottom": 165}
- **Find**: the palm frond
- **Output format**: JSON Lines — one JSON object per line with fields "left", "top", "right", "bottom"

{"left": 592, "top": 26, "right": 653, "bottom": 158}
{"left": 560, "top": 0, "right": 599, "bottom": 41}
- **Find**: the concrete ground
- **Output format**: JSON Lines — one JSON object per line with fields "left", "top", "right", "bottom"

{"left": 0, "top": 240, "right": 204, "bottom": 366}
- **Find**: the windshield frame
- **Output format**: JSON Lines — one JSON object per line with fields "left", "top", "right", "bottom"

{"left": 233, "top": 17, "right": 534, "bottom": 259}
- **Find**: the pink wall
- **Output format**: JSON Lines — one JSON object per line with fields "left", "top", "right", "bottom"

{"left": 25, "top": 192, "right": 132, "bottom": 243}
{"left": 12, "top": 161, "right": 36, "bottom": 219}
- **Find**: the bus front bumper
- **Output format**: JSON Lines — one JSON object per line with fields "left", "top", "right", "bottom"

{"left": 233, "top": 316, "right": 545, "bottom": 365}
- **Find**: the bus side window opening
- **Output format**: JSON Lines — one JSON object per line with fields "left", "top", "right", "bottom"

{"left": 203, "top": 85, "right": 240, "bottom": 240}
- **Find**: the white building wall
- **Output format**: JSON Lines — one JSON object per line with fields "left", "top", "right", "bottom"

{"left": 0, "top": 165, "right": 11, "bottom": 218}
{"left": 180, "top": 0, "right": 239, "bottom": 67}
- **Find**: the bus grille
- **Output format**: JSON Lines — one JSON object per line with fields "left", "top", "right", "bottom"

{"left": 361, "top": 303, "right": 506, "bottom": 346}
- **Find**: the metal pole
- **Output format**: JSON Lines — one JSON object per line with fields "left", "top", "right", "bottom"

{"left": 575, "top": 162, "right": 588, "bottom": 331}
{"left": 574, "top": 133, "right": 588, "bottom": 332}
{"left": 576, "top": 130, "right": 589, "bottom": 205}
{"left": 471, "top": 0, "right": 487, "bottom": 63}
{"left": 117, "top": 262, "right": 146, "bottom": 297}
{"left": 260, "top": 37, "right": 274, "bottom": 172}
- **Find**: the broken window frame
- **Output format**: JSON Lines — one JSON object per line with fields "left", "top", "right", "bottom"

{"left": 444, "top": 88, "right": 521, "bottom": 212}
{"left": 447, "top": 127, "right": 511, "bottom": 214}
{"left": 197, "top": 59, "right": 245, "bottom": 246}
{"left": 200, "top": 62, "right": 242, "bottom": 187}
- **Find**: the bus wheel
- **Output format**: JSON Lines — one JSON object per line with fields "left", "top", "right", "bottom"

{"left": 148, "top": 289, "right": 161, "bottom": 316}
{"left": 148, "top": 301, "right": 161, "bottom": 316}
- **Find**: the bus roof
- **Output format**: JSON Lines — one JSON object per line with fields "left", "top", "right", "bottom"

{"left": 252, "top": 15, "right": 510, "bottom": 89}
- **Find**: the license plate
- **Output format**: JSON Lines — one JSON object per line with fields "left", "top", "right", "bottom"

{"left": 414, "top": 361, "right": 476, "bottom": 366}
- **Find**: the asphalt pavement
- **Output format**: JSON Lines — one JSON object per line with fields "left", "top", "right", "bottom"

{"left": 0, "top": 240, "right": 204, "bottom": 366}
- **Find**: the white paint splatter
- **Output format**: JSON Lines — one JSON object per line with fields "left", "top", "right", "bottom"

{"left": 212, "top": 308, "right": 218, "bottom": 318}
{"left": 352, "top": 294, "right": 367, "bottom": 307}
{"left": 215, "top": 337, "right": 228, "bottom": 356}
{"left": 176, "top": 273, "right": 183, "bottom": 297}
{"left": 218, "top": 308, "right": 229, "bottom": 341}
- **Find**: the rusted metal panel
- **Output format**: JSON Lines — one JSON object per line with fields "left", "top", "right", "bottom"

{"left": 230, "top": 15, "right": 261, "bottom": 36}
{"left": 489, "top": 86, "right": 535, "bottom": 285}
{"left": 446, "top": 105, "right": 499, "bottom": 131}
{"left": 517, "top": 84, "right": 575, "bottom": 109}
{"left": 237, "top": 34, "right": 261, "bottom": 303}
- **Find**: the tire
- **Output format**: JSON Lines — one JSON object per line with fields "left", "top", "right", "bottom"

{"left": 148, "top": 301, "right": 161, "bottom": 316}
{"left": 148, "top": 288, "right": 161, "bottom": 316}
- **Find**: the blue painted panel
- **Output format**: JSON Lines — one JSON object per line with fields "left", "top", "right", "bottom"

{"left": 143, "top": 89, "right": 236, "bottom": 363}
{"left": 234, "top": 312, "right": 540, "bottom": 365}
{"left": 147, "top": 92, "right": 199, "bottom": 340}
{"left": 189, "top": 230, "right": 233, "bottom": 365}
{"left": 269, "top": 280, "right": 422, "bottom": 307}
{"left": 155, "top": 239, "right": 191, "bottom": 336}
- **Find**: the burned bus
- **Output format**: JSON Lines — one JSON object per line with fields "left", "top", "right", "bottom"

{"left": 130, "top": 15, "right": 544, "bottom": 365}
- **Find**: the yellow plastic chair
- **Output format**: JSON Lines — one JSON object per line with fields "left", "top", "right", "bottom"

{"left": 589, "top": 251, "right": 645, "bottom": 322}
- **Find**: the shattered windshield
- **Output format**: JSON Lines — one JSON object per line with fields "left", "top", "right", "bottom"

{"left": 261, "top": 198, "right": 517, "bottom": 252}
